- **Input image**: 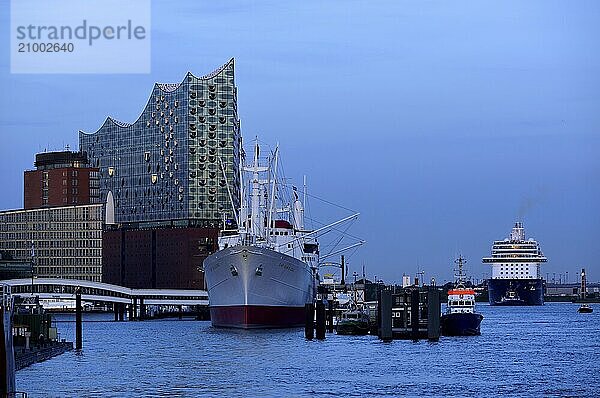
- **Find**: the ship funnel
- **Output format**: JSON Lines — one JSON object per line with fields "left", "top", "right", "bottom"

{"left": 510, "top": 221, "right": 525, "bottom": 241}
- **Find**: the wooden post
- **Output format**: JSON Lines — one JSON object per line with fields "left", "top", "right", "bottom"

{"left": 75, "top": 288, "right": 82, "bottom": 350}
{"left": 427, "top": 287, "right": 440, "bottom": 341}
{"left": 327, "top": 300, "right": 334, "bottom": 333}
{"left": 379, "top": 289, "right": 392, "bottom": 341}
{"left": 315, "top": 300, "right": 326, "bottom": 340}
{"left": 410, "top": 289, "right": 420, "bottom": 341}
{"left": 114, "top": 303, "right": 119, "bottom": 321}
{"left": 0, "top": 306, "right": 10, "bottom": 396}
{"left": 128, "top": 301, "right": 134, "bottom": 321}
{"left": 178, "top": 305, "right": 183, "bottom": 320}
{"left": 304, "top": 303, "right": 314, "bottom": 340}
{"left": 118, "top": 303, "right": 125, "bottom": 321}
{"left": 139, "top": 297, "right": 146, "bottom": 320}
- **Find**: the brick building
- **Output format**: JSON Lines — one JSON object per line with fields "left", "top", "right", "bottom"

{"left": 23, "top": 150, "right": 99, "bottom": 209}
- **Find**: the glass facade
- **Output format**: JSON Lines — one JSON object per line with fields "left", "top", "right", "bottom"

{"left": 79, "top": 59, "right": 241, "bottom": 225}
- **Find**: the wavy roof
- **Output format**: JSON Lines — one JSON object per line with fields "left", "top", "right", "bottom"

{"left": 80, "top": 58, "right": 234, "bottom": 135}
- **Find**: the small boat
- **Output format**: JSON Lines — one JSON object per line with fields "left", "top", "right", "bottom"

{"left": 336, "top": 308, "right": 370, "bottom": 335}
{"left": 578, "top": 304, "right": 593, "bottom": 314}
{"left": 497, "top": 286, "right": 526, "bottom": 306}
{"left": 441, "top": 256, "right": 483, "bottom": 336}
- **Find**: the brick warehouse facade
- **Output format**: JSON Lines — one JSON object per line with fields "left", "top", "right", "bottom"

{"left": 102, "top": 226, "right": 219, "bottom": 289}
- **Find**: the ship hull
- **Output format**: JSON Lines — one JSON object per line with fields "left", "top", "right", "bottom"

{"left": 441, "top": 313, "right": 483, "bottom": 336}
{"left": 204, "top": 245, "right": 315, "bottom": 329}
{"left": 488, "top": 278, "right": 544, "bottom": 306}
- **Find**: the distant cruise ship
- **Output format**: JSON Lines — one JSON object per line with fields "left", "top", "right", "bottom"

{"left": 483, "top": 222, "right": 547, "bottom": 306}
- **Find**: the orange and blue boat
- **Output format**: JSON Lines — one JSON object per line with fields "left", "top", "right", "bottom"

{"left": 441, "top": 256, "right": 483, "bottom": 336}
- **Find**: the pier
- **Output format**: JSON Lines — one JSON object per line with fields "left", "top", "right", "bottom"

{"left": 378, "top": 286, "right": 441, "bottom": 341}
{"left": 304, "top": 283, "right": 442, "bottom": 341}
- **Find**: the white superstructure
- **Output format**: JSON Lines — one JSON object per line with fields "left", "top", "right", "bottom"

{"left": 215, "top": 140, "right": 326, "bottom": 267}
{"left": 446, "top": 256, "right": 477, "bottom": 315}
{"left": 482, "top": 222, "right": 547, "bottom": 280}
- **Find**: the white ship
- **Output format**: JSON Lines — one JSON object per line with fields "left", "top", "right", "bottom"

{"left": 483, "top": 222, "right": 547, "bottom": 305}
{"left": 203, "top": 140, "right": 358, "bottom": 328}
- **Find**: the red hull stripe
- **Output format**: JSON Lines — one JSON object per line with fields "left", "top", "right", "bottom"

{"left": 210, "top": 305, "right": 306, "bottom": 329}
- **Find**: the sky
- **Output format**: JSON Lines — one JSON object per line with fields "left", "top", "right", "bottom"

{"left": 1, "top": 0, "right": 599, "bottom": 283}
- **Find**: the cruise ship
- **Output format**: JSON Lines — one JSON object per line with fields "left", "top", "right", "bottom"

{"left": 203, "top": 140, "right": 359, "bottom": 328}
{"left": 483, "top": 222, "right": 547, "bottom": 306}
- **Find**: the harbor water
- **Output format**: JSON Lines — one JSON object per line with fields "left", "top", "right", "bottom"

{"left": 17, "top": 303, "right": 600, "bottom": 397}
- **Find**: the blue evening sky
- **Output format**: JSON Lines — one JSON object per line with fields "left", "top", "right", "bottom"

{"left": 1, "top": 1, "right": 598, "bottom": 283}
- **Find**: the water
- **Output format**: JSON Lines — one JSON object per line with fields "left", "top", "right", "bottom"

{"left": 16, "top": 303, "right": 600, "bottom": 397}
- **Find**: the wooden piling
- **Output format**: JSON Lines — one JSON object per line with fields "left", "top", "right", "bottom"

{"left": 305, "top": 303, "right": 314, "bottom": 340}
{"left": 1, "top": 306, "right": 11, "bottom": 396}
{"left": 118, "top": 303, "right": 125, "bottom": 322}
{"left": 427, "top": 287, "right": 441, "bottom": 341}
{"left": 178, "top": 305, "right": 183, "bottom": 320}
{"left": 75, "top": 288, "right": 82, "bottom": 350}
{"left": 410, "top": 289, "right": 420, "bottom": 341}
{"left": 315, "top": 300, "right": 326, "bottom": 340}
{"left": 327, "top": 300, "right": 334, "bottom": 333}
{"left": 379, "top": 289, "right": 392, "bottom": 341}
{"left": 139, "top": 297, "right": 146, "bottom": 320}
{"left": 113, "top": 303, "right": 119, "bottom": 321}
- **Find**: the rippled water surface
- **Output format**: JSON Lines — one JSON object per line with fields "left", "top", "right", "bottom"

{"left": 16, "top": 303, "right": 600, "bottom": 397}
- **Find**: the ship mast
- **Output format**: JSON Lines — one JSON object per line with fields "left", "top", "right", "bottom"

{"left": 245, "top": 138, "right": 268, "bottom": 241}
{"left": 239, "top": 138, "right": 247, "bottom": 233}
{"left": 454, "top": 255, "right": 467, "bottom": 287}
{"left": 267, "top": 144, "right": 279, "bottom": 245}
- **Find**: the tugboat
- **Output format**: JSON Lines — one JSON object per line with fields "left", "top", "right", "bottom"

{"left": 498, "top": 282, "right": 526, "bottom": 306}
{"left": 336, "top": 307, "right": 370, "bottom": 335}
{"left": 578, "top": 268, "right": 593, "bottom": 314}
{"left": 441, "top": 256, "right": 483, "bottom": 336}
